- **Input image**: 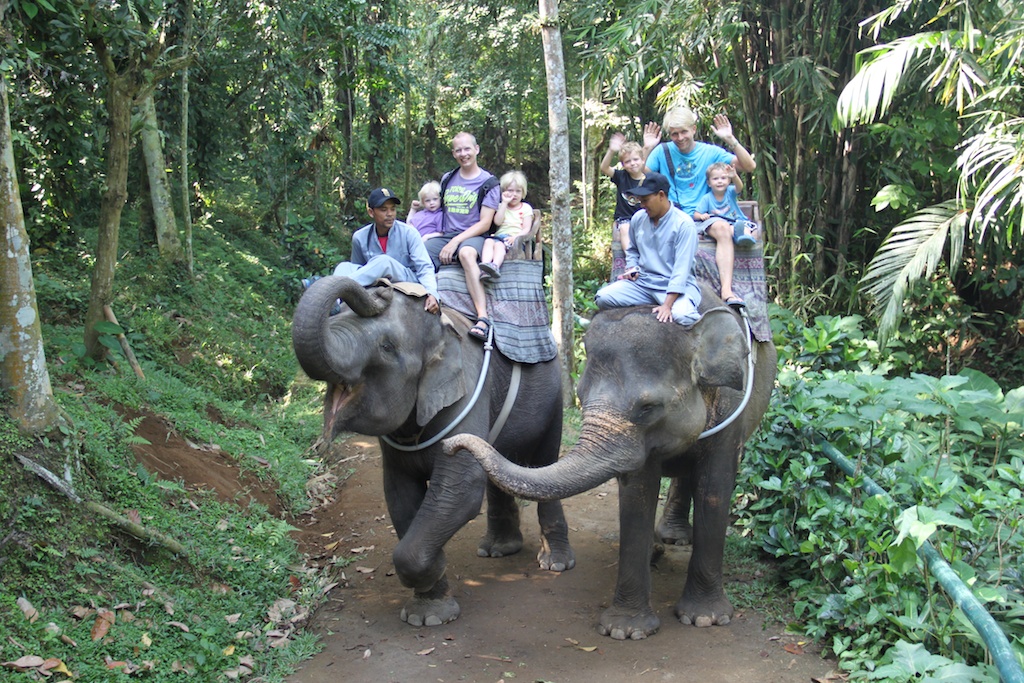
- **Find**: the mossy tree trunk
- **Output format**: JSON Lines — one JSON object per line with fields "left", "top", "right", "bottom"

{"left": 83, "top": 63, "right": 134, "bottom": 361}
{"left": 139, "top": 92, "right": 183, "bottom": 262}
{"left": 81, "top": 10, "right": 189, "bottom": 360}
{"left": 0, "top": 74, "right": 65, "bottom": 436}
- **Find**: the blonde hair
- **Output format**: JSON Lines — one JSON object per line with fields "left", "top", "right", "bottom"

{"left": 663, "top": 107, "right": 698, "bottom": 131}
{"left": 451, "top": 131, "right": 477, "bottom": 148}
{"left": 706, "top": 162, "right": 732, "bottom": 181}
{"left": 418, "top": 181, "right": 441, "bottom": 202}
{"left": 500, "top": 170, "right": 528, "bottom": 198}
{"left": 618, "top": 141, "right": 643, "bottom": 161}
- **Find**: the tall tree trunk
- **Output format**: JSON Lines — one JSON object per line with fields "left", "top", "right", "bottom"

{"left": 539, "top": 0, "right": 575, "bottom": 405}
{"left": 136, "top": 148, "right": 156, "bottom": 248}
{"left": 403, "top": 86, "right": 412, "bottom": 203}
{"left": 0, "top": 74, "right": 65, "bottom": 435}
{"left": 139, "top": 92, "right": 182, "bottom": 261}
{"left": 181, "top": 0, "right": 194, "bottom": 278}
{"left": 84, "top": 71, "right": 133, "bottom": 360}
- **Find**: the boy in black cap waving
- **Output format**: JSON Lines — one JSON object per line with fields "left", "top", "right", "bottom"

{"left": 594, "top": 172, "right": 701, "bottom": 325}
{"left": 330, "top": 187, "right": 440, "bottom": 314}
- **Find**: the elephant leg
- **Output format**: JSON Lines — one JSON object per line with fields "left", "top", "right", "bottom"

{"left": 675, "top": 446, "right": 739, "bottom": 627}
{"left": 657, "top": 477, "right": 694, "bottom": 546}
{"left": 536, "top": 499, "right": 575, "bottom": 572}
{"left": 598, "top": 465, "right": 662, "bottom": 640}
{"left": 381, "top": 456, "right": 428, "bottom": 540}
{"left": 477, "top": 482, "right": 524, "bottom": 558}
{"left": 389, "top": 452, "right": 487, "bottom": 627}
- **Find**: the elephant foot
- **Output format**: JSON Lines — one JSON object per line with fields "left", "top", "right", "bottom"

{"left": 537, "top": 536, "right": 575, "bottom": 572}
{"left": 656, "top": 517, "right": 694, "bottom": 546}
{"left": 597, "top": 605, "right": 661, "bottom": 640}
{"left": 477, "top": 528, "right": 524, "bottom": 558}
{"left": 400, "top": 590, "right": 461, "bottom": 627}
{"left": 674, "top": 592, "right": 733, "bottom": 627}
{"left": 651, "top": 536, "right": 666, "bottom": 564}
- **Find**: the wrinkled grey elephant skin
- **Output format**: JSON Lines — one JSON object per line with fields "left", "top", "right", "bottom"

{"left": 446, "top": 285, "right": 777, "bottom": 640}
{"left": 292, "top": 276, "right": 574, "bottom": 627}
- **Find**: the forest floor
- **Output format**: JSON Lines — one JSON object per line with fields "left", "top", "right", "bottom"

{"left": 131, "top": 416, "right": 842, "bottom": 683}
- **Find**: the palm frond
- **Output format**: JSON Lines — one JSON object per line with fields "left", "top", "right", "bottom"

{"left": 957, "top": 117, "right": 1024, "bottom": 245}
{"left": 835, "top": 32, "right": 943, "bottom": 128}
{"left": 860, "top": 201, "right": 968, "bottom": 346}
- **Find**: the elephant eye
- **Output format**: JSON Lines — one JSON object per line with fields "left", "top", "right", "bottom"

{"left": 379, "top": 338, "right": 397, "bottom": 355}
{"left": 631, "top": 401, "right": 662, "bottom": 424}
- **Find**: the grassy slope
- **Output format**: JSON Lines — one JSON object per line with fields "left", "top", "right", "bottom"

{"left": 0, "top": 196, "right": 334, "bottom": 680}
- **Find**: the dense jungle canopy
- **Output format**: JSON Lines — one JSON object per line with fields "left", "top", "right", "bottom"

{"left": 2, "top": 0, "right": 1024, "bottom": 401}
{"left": 2, "top": 2, "right": 1024, "bottom": 680}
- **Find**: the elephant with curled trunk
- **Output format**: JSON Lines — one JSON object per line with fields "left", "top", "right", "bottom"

{"left": 292, "top": 276, "right": 574, "bottom": 627}
{"left": 446, "top": 287, "right": 777, "bottom": 640}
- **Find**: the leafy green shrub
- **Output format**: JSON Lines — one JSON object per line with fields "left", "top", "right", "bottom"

{"left": 737, "top": 310, "right": 1024, "bottom": 679}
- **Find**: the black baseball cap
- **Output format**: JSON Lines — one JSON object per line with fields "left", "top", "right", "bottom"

{"left": 626, "top": 173, "right": 671, "bottom": 197}
{"left": 367, "top": 187, "right": 402, "bottom": 208}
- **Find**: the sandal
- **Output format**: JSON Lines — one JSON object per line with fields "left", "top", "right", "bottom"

{"left": 733, "top": 221, "right": 757, "bottom": 247}
{"left": 469, "top": 317, "right": 491, "bottom": 341}
{"left": 725, "top": 296, "right": 746, "bottom": 309}
{"left": 479, "top": 262, "right": 501, "bottom": 280}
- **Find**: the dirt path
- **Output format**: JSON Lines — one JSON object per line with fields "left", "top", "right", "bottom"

{"left": 288, "top": 435, "right": 839, "bottom": 683}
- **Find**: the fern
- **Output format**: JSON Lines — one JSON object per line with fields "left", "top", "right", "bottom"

{"left": 251, "top": 519, "right": 299, "bottom": 546}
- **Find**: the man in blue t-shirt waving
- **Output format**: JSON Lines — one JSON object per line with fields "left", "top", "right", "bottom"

{"left": 642, "top": 107, "right": 756, "bottom": 307}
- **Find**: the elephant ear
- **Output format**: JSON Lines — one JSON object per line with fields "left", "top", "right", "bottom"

{"left": 691, "top": 312, "right": 747, "bottom": 391}
{"left": 416, "top": 324, "right": 468, "bottom": 426}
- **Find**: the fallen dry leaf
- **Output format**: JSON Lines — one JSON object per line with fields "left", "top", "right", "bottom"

{"left": 350, "top": 545, "right": 375, "bottom": 553}
{"left": 125, "top": 509, "right": 142, "bottom": 524}
{"left": 91, "top": 610, "right": 115, "bottom": 641}
{"left": 355, "top": 566, "right": 375, "bottom": 574}
{"left": 2, "top": 655, "right": 46, "bottom": 671}
{"left": 166, "top": 621, "right": 191, "bottom": 632}
{"left": 70, "top": 605, "right": 93, "bottom": 620}
{"left": 105, "top": 657, "right": 128, "bottom": 670}
{"left": 416, "top": 647, "right": 435, "bottom": 656}
{"left": 783, "top": 642, "right": 805, "bottom": 655}
{"left": 40, "top": 658, "right": 67, "bottom": 673}
{"left": 225, "top": 613, "right": 242, "bottom": 624}
{"left": 16, "top": 597, "right": 39, "bottom": 623}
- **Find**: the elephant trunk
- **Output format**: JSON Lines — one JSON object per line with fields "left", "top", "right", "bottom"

{"left": 292, "top": 276, "right": 392, "bottom": 382}
{"left": 444, "top": 408, "right": 643, "bottom": 501}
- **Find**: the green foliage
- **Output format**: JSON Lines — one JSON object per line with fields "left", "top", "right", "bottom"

{"left": 737, "top": 310, "right": 1023, "bottom": 679}
{"left": 838, "top": 0, "right": 1024, "bottom": 344}
{"left": 2, "top": 177, "right": 334, "bottom": 679}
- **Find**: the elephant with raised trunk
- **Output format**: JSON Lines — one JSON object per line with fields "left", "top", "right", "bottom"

{"left": 292, "top": 276, "right": 574, "bottom": 627}
{"left": 446, "top": 286, "right": 776, "bottom": 640}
